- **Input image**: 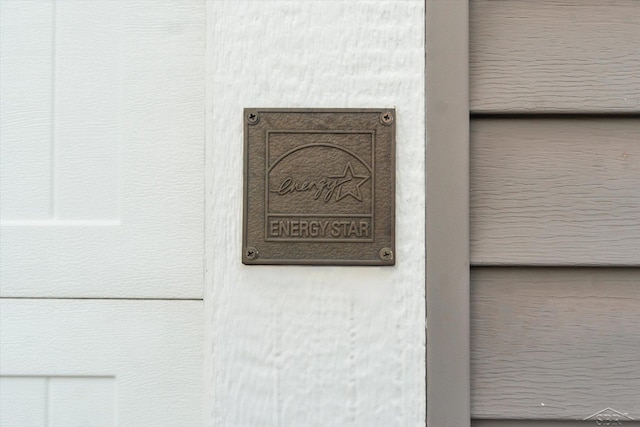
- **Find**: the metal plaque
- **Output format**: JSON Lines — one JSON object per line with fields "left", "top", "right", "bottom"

{"left": 243, "top": 108, "right": 395, "bottom": 265}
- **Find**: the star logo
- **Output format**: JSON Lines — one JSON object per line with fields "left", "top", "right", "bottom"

{"left": 329, "top": 162, "right": 370, "bottom": 202}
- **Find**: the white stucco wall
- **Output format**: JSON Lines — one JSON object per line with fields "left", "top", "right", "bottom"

{"left": 206, "top": 1, "right": 425, "bottom": 425}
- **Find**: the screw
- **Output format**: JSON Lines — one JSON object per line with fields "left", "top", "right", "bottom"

{"left": 245, "top": 247, "right": 258, "bottom": 260}
{"left": 379, "top": 247, "right": 394, "bottom": 261}
{"left": 247, "top": 111, "right": 259, "bottom": 125}
{"left": 380, "top": 111, "right": 394, "bottom": 125}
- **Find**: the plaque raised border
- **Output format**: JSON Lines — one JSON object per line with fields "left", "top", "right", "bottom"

{"left": 243, "top": 108, "right": 395, "bottom": 265}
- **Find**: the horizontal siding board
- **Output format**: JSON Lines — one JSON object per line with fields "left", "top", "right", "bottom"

{"left": 471, "top": 267, "right": 640, "bottom": 420}
{"left": 471, "top": 118, "right": 640, "bottom": 266}
{"left": 470, "top": 0, "right": 640, "bottom": 113}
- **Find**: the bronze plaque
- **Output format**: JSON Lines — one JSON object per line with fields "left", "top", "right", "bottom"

{"left": 243, "top": 108, "right": 395, "bottom": 265}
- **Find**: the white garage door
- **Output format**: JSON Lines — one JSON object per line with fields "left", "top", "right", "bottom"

{"left": 0, "top": 1, "right": 205, "bottom": 425}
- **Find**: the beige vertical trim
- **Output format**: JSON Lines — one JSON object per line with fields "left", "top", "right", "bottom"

{"left": 426, "top": 0, "right": 470, "bottom": 426}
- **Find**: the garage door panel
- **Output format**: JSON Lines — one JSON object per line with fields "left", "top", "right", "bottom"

{"left": 0, "top": 299, "right": 203, "bottom": 426}
{"left": 471, "top": 118, "right": 640, "bottom": 266}
{"left": 0, "top": 0, "right": 204, "bottom": 298}
{"left": 0, "top": 377, "right": 48, "bottom": 427}
{"left": 471, "top": 268, "right": 640, "bottom": 421}
{"left": 470, "top": 0, "right": 640, "bottom": 113}
{"left": 1, "top": 376, "right": 116, "bottom": 427}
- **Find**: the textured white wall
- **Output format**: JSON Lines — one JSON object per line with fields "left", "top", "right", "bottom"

{"left": 206, "top": 1, "right": 425, "bottom": 425}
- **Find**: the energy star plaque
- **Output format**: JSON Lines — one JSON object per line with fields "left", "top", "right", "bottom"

{"left": 242, "top": 108, "right": 395, "bottom": 265}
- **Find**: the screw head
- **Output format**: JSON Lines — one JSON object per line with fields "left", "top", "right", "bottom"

{"left": 245, "top": 247, "right": 258, "bottom": 260}
{"left": 379, "top": 247, "right": 394, "bottom": 261}
{"left": 380, "top": 111, "right": 394, "bottom": 125}
{"left": 247, "top": 111, "right": 259, "bottom": 125}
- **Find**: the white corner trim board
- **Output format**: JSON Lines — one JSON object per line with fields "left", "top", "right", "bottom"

{"left": 206, "top": 1, "right": 426, "bottom": 426}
